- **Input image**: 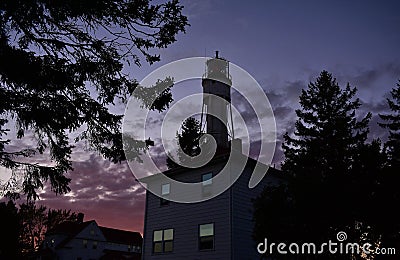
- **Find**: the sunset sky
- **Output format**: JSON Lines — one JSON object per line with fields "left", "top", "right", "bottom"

{"left": 3, "top": 0, "right": 400, "bottom": 233}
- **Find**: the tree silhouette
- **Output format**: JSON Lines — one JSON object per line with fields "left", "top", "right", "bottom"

{"left": 0, "top": 200, "right": 79, "bottom": 257}
{"left": 0, "top": 0, "right": 189, "bottom": 199}
{"left": 376, "top": 80, "right": 400, "bottom": 250}
{"left": 166, "top": 117, "right": 203, "bottom": 169}
{"left": 379, "top": 80, "right": 400, "bottom": 167}
{"left": 282, "top": 71, "right": 371, "bottom": 181}
{"left": 17, "top": 202, "right": 79, "bottom": 256}
{"left": 254, "top": 71, "right": 381, "bottom": 259}
{"left": 0, "top": 201, "right": 21, "bottom": 259}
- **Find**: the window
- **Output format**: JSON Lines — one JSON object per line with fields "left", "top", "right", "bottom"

{"left": 202, "top": 173, "right": 213, "bottom": 186}
{"left": 92, "top": 241, "right": 97, "bottom": 249}
{"left": 83, "top": 239, "right": 88, "bottom": 248}
{"left": 202, "top": 173, "right": 213, "bottom": 197}
{"left": 128, "top": 245, "right": 131, "bottom": 252}
{"left": 161, "top": 183, "right": 170, "bottom": 195}
{"left": 160, "top": 183, "right": 170, "bottom": 206}
{"left": 199, "top": 223, "right": 214, "bottom": 250}
{"left": 153, "top": 229, "right": 174, "bottom": 253}
{"left": 90, "top": 229, "right": 95, "bottom": 235}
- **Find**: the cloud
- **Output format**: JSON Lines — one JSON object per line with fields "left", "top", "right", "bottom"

{"left": 348, "top": 63, "right": 400, "bottom": 90}
{"left": 37, "top": 153, "right": 145, "bottom": 233}
{"left": 180, "top": 0, "right": 216, "bottom": 19}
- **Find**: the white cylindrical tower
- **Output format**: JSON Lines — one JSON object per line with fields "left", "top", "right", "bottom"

{"left": 202, "top": 51, "right": 232, "bottom": 150}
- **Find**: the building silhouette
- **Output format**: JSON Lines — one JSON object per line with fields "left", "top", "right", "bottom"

{"left": 38, "top": 214, "right": 142, "bottom": 260}
{"left": 141, "top": 52, "right": 282, "bottom": 259}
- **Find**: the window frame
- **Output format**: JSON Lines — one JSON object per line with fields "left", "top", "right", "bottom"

{"left": 199, "top": 223, "right": 215, "bottom": 251}
{"left": 160, "top": 183, "right": 171, "bottom": 206}
{"left": 202, "top": 172, "right": 213, "bottom": 197}
{"left": 152, "top": 228, "right": 174, "bottom": 254}
{"left": 202, "top": 172, "right": 213, "bottom": 186}
{"left": 161, "top": 183, "right": 170, "bottom": 195}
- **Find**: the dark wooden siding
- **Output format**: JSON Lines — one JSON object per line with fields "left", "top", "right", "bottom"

{"left": 142, "top": 157, "right": 283, "bottom": 260}
{"left": 231, "top": 166, "right": 281, "bottom": 260}
{"left": 142, "top": 162, "right": 232, "bottom": 260}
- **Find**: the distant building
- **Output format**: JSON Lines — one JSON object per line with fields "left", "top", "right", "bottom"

{"left": 141, "top": 53, "right": 283, "bottom": 259}
{"left": 38, "top": 215, "right": 142, "bottom": 260}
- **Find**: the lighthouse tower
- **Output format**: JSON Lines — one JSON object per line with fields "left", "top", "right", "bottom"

{"left": 201, "top": 51, "right": 233, "bottom": 151}
{"left": 141, "top": 51, "right": 281, "bottom": 260}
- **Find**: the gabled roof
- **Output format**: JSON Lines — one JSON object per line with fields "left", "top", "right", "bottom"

{"left": 47, "top": 220, "right": 142, "bottom": 248}
{"left": 47, "top": 220, "right": 95, "bottom": 249}
{"left": 99, "top": 226, "right": 142, "bottom": 245}
{"left": 47, "top": 220, "right": 94, "bottom": 237}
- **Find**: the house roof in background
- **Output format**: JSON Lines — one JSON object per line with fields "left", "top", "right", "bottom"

{"left": 99, "top": 226, "right": 142, "bottom": 245}
{"left": 47, "top": 220, "right": 94, "bottom": 236}
{"left": 46, "top": 220, "right": 142, "bottom": 249}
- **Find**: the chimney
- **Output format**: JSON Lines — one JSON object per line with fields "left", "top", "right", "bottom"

{"left": 77, "top": 212, "right": 84, "bottom": 223}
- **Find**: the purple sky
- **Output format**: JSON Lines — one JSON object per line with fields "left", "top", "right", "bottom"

{"left": 4, "top": 0, "right": 400, "bottom": 233}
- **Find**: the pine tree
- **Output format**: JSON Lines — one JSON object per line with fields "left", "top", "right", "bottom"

{"left": 379, "top": 80, "right": 400, "bottom": 167}
{"left": 282, "top": 70, "right": 371, "bottom": 180}
{"left": 280, "top": 71, "right": 370, "bottom": 241}
{"left": 166, "top": 117, "right": 203, "bottom": 169}
{"left": 376, "top": 80, "right": 400, "bottom": 248}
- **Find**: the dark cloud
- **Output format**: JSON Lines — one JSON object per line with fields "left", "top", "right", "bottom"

{"left": 37, "top": 153, "right": 145, "bottom": 233}
{"left": 361, "top": 98, "right": 389, "bottom": 114}
{"left": 148, "top": 139, "right": 170, "bottom": 171}
{"left": 348, "top": 63, "right": 400, "bottom": 90}
{"left": 263, "top": 80, "right": 305, "bottom": 108}
{"left": 273, "top": 106, "right": 293, "bottom": 120}
{"left": 358, "top": 98, "right": 391, "bottom": 142}
{"left": 368, "top": 114, "right": 389, "bottom": 141}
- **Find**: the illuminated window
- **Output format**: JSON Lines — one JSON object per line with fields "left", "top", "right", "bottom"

{"left": 92, "top": 241, "right": 97, "bottom": 249}
{"left": 153, "top": 229, "right": 174, "bottom": 253}
{"left": 199, "top": 223, "right": 214, "bottom": 250}
{"left": 83, "top": 239, "right": 88, "bottom": 248}
{"left": 90, "top": 229, "right": 95, "bottom": 235}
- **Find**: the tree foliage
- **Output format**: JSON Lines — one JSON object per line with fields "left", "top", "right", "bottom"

{"left": 253, "top": 71, "right": 389, "bottom": 259}
{"left": 379, "top": 80, "right": 400, "bottom": 166}
{"left": 282, "top": 71, "right": 371, "bottom": 180}
{"left": 375, "top": 81, "right": 400, "bottom": 248}
{"left": 0, "top": 201, "right": 21, "bottom": 259}
{"left": 0, "top": 200, "right": 78, "bottom": 257}
{"left": 0, "top": 0, "right": 188, "bottom": 199}
{"left": 166, "top": 117, "right": 203, "bottom": 169}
